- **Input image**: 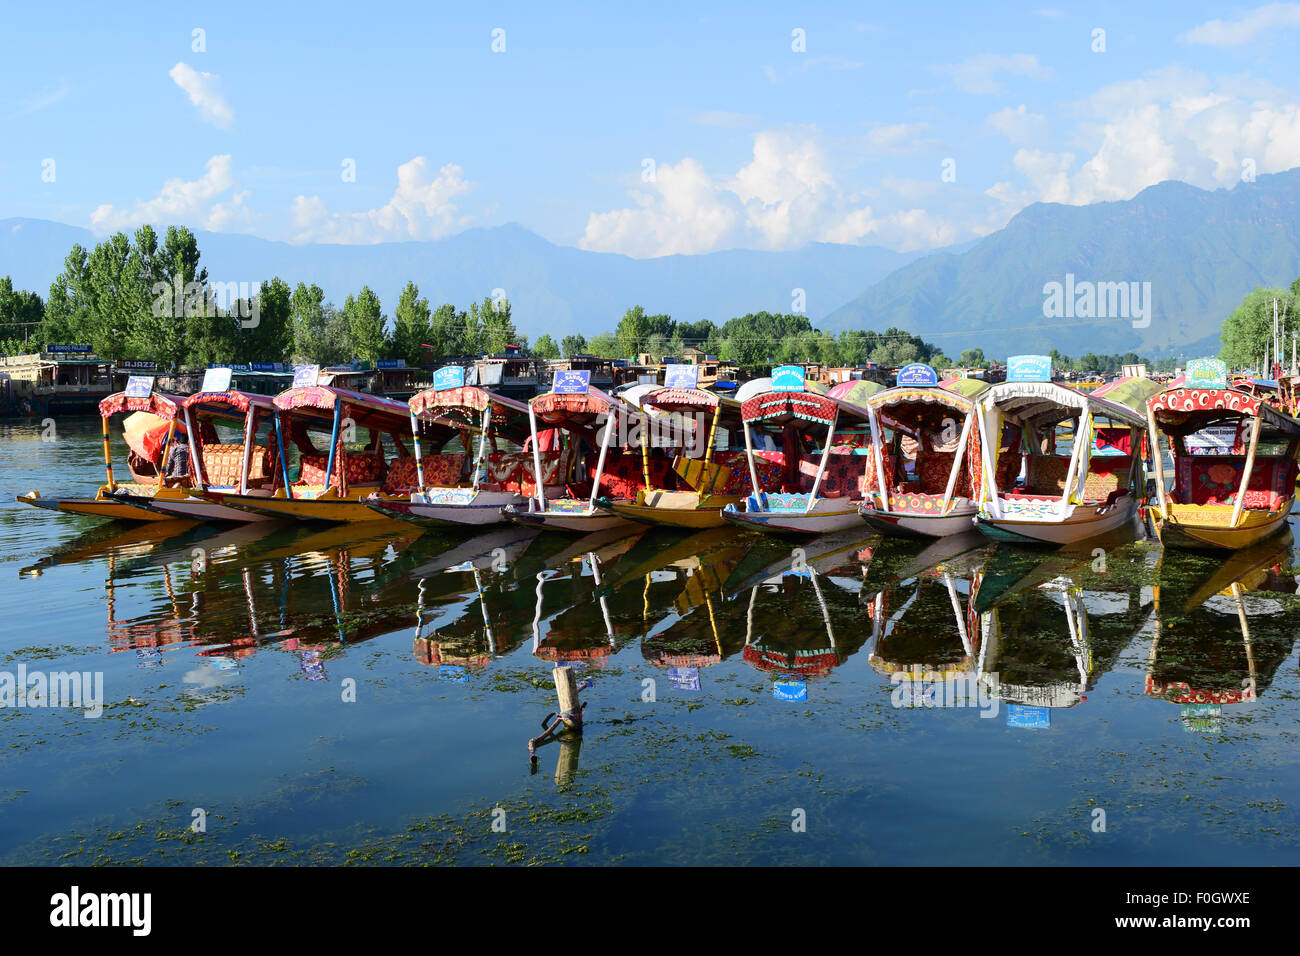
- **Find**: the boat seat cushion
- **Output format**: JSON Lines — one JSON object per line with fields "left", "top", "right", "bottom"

{"left": 995, "top": 450, "right": 1022, "bottom": 491}
{"left": 797, "top": 448, "right": 868, "bottom": 499}
{"left": 1170, "top": 456, "right": 1298, "bottom": 509}
{"left": 381, "top": 455, "right": 463, "bottom": 494}
{"left": 916, "top": 450, "right": 972, "bottom": 497}
{"left": 1024, "top": 455, "right": 1072, "bottom": 495}
{"left": 298, "top": 452, "right": 385, "bottom": 487}
{"left": 202, "top": 443, "right": 269, "bottom": 487}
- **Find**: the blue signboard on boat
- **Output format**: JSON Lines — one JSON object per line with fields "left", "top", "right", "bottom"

{"left": 433, "top": 365, "right": 465, "bottom": 390}
{"left": 664, "top": 364, "right": 698, "bottom": 389}
{"left": 553, "top": 369, "right": 591, "bottom": 394}
{"left": 773, "top": 678, "right": 807, "bottom": 702}
{"left": 770, "top": 365, "right": 806, "bottom": 392}
{"left": 124, "top": 375, "right": 154, "bottom": 398}
{"left": 1006, "top": 704, "right": 1051, "bottom": 729}
{"left": 1186, "top": 357, "right": 1228, "bottom": 389}
{"left": 896, "top": 363, "right": 938, "bottom": 387}
{"left": 1006, "top": 355, "right": 1052, "bottom": 383}
{"left": 292, "top": 364, "right": 319, "bottom": 388}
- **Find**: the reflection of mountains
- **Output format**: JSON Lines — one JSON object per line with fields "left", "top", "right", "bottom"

{"left": 1147, "top": 532, "right": 1298, "bottom": 709}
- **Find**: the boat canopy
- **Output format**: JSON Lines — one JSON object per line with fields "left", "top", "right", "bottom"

{"left": 740, "top": 390, "right": 872, "bottom": 429}
{"left": 409, "top": 384, "right": 529, "bottom": 418}
{"left": 869, "top": 381, "right": 986, "bottom": 432}
{"left": 826, "top": 379, "right": 885, "bottom": 406}
{"left": 1148, "top": 386, "right": 1300, "bottom": 436}
{"left": 642, "top": 386, "right": 745, "bottom": 429}
{"left": 274, "top": 385, "right": 410, "bottom": 429}
{"left": 99, "top": 391, "right": 183, "bottom": 420}
{"left": 980, "top": 381, "right": 1146, "bottom": 429}
{"left": 531, "top": 386, "right": 623, "bottom": 429}
{"left": 181, "top": 389, "right": 277, "bottom": 421}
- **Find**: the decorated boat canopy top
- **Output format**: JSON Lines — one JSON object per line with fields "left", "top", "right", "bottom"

{"left": 871, "top": 378, "right": 986, "bottom": 414}
{"left": 740, "top": 389, "right": 872, "bottom": 429}
{"left": 180, "top": 389, "right": 277, "bottom": 422}
{"left": 409, "top": 383, "right": 529, "bottom": 418}
{"left": 825, "top": 379, "right": 885, "bottom": 406}
{"left": 1089, "top": 375, "right": 1164, "bottom": 412}
{"left": 98, "top": 390, "right": 184, "bottom": 420}
{"left": 980, "top": 379, "right": 1146, "bottom": 429}
{"left": 641, "top": 386, "right": 745, "bottom": 425}
{"left": 273, "top": 385, "right": 412, "bottom": 429}
{"left": 1147, "top": 385, "right": 1300, "bottom": 436}
{"left": 530, "top": 385, "right": 623, "bottom": 427}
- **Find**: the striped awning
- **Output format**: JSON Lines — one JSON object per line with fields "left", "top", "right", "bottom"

{"left": 98, "top": 391, "right": 182, "bottom": 419}
{"left": 741, "top": 391, "right": 839, "bottom": 426}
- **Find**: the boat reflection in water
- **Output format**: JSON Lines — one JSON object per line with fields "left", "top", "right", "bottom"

{"left": 1146, "top": 530, "right": 1299, "bottom": 732}
{"left": 971, "top": 539, "right": 1151, "bottom": 722}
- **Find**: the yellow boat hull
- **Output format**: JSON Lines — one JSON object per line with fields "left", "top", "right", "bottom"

{"left": 17, "top": 486, "right": 186, "bottom": 522}
{"left": 1150, "top": 502, "right": 1292, "bottom": 551}
{"left": 202, "top": 488, "right": 407, "bottom": 523}
{"left": 606, "top": 491, "right": 742, "bottom": 529}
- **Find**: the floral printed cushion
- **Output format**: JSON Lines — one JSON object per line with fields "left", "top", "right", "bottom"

{"left": 297, "top": 452, "right": 384, "bottom": 488}
{"left": 995, "top": 451, "right": 1022, "bottom": 492}
{"left": 200, "top": 444, "right": 269, "bottom": 487}
{"left": 1082, "top": 456, "right": 1132, "bottom": 503}
{"left": 1024, "top": 455, "right": 1072, "bottom": 495}
{"left": 797, "top": 448, "right": 868, "bottom": 499}
{"left": 916, "top": 451, "right": 972, "bottom": 497}
{"left": 381, "top": 455, "right": 464, "bottom": 493}
{"left": 1173, "top": 457, "right": 1297, "bottom": 509}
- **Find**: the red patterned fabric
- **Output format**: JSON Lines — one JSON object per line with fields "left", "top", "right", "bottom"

{"left": 1149, "top": 387, "right": 1260, "bottom": 418}
{"left": 381, "top": 455, "right": 462, "bottom": 493}
{"left": 1025, "top": 455, "right": 1072, "bottom": 494}
{"left": 741, "top": 391, "right": 839, "bottom": 426}
{"left": 585, "top": 451, "right": 679, "bottom": 500}
{"left": 297, "top": 452, "right": 385, "bottom": 487}
{"left": 99, "top": 392, "right": 181, "bottom": 419}
{"left": 797, "top": 448, "right": 869, "bottom": 499}
{"left": 1170, "top": 456, "right": 1297, "bottom": 509}
{"left": 201, "top": 443, "right": 269, "bottom": 487}
{"left": 916, "top": 451, "right": 972, "bottom": 497}
{"left": 486, "top": 449, "right": 569, "bottom": 495}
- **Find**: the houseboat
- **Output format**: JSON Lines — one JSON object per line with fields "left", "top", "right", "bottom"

{"left": 972, "top": 356, "right": 1149, "bottom": 545}
{"left": 1145, "top": 358, "right": 1300, "bottom": 550}
{"left": 0, "top": 347, "right": 114, "bottom": 416}
{"left": 857, "top": 364, "right": 989, "bottom": 538}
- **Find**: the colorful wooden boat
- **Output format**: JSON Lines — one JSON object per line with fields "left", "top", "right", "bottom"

{"left": 858, "top": 365, "right": 990, "bottom": 538}
{"left": 502, "top": 381, "right": 676, "bottom": 533}
{"left": 201, "top": 384, "right": 420, "bottom": 523}
{"left": 127, "top": 388, "right": 281, "bottom": 522}
{"left": 972, "top": 356, "right": 1151, "bottom": 546}
{"left": 721, "top": 368, "right": 882, "bottom": 535}
{"left": 17, "top": 388, "right": 190, "bottom": 522}
{"left": 1144, "top": 358, "right": 1300, "bottom": 551}
{"left": 602, "top": 381, "right": 750, "bottom": 528}
{"left": 366, "top": 372, "right": 535, "bottom": 526}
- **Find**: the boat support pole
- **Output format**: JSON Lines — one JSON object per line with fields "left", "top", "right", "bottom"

{"left": 1145, "top": 404, "right": 1167, "bottom": 517}
{"left": 184, "top": 408, "right": 203, "bottom": 489}
{"left": 239, "top": 409, "right": 255, "bottom": 496}
{"left": 528, "top": 403, "right": 545, "bottom": 511}
{"left": 156, "top": 420, "right": 178, "bottom": 492}
{"left": 975, "top": 409, "right": 1001, "bottom": 520}
{"left": 866, "top": 404, "right": 889, "bottom": 511}
{"left": 273, "top": 410, "right": 293, "bottom": 500}
{"left": 940, "top": 411, "right": 974, "bottom": 516}
{"left": 473, "top": 404, "right": 491, "bottom": 491}
{"left": 742, "top": 417, "right": 761, "bottom": 500}
{"left": 323, "top": 401, "right": 343, "bottom": 497}
{"left": 588, "top": 408, "right": 615, "bottom": 513}
{"left": 410, "top": 411, "right": 425, "bottom": 494}
{"left": 1230, "top": 416, "right": 1261, "bottom": 529}
{"left": 101, "top": 414, "right": 115, "bottom": 491}
{"left": 805, "top": 412, "right": 838, "bottom": 513}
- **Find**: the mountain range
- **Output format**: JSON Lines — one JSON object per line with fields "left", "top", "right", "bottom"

{"left": 4, "top": 168, "right": 1300, "bottom": 357}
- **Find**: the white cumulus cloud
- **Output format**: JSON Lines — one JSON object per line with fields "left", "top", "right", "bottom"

{"left": 90, "top": 155, "right": 243, "bottom": 233}
{"left": 290, "top": 157, "right": 474, "bottom": 243}
{"left": 1181, "top": 3, "right": 1300, "bottom": 46}
{"left": 169, "top": 62, "right": 234, "bottom": 129}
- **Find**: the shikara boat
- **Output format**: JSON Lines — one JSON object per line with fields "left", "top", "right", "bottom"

{"left": 720, "top": 368, "right": 882, "bottom": 535}
{"left": 857, "top": 365, "right": 989, "bottom": 538}
{"left": 602, "top": 384, "right": 749, "bottom": 528}
{"left": 502, "top": 383, "right": 675, "bottom": 533}
{"left": 17, "top": 389, "right": 189, "bottom": 521}
{"left": 202, "top": 385, "right": 419, "bottom": 522}
{"left": 128, "top": 388, "right": 281, "bottom": 522}
{"left": 366, "top": 374, "right": 535, "bottom": 526}
{"left": 972, "top": 356, "right": 1150, "bottom": 545}
{"left": 1144, "top": 359, "right": 1300, "bottom": 551}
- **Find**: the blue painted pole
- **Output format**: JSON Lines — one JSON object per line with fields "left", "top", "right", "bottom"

{"left": 323, "top": 401, "right": 343, "bottom": 493}
{"left": 274, "top": 411, "right": 293, "bottom": 500}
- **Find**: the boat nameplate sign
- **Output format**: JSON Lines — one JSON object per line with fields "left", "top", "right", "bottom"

{"left": 664, "top": 364, "right": 699, "bottom": 389}
{"left": 553, "top": 370, "right": 591, "bottom": 394}
{"left": 125, "top": 375, "right": 154, "bottom": 398}
{"left": 896, "top": 363, "right": 938, "bottom": 387}
{"left": 433, "top": 366, "right": 465, "bottom": 391}
{"left": 201, "top": 367, "right": 233, "bottom": 393}
{"left": 1006, "top": 355, "right": 1052, "bottom": 383}
{"left": 770, "top": 365, "right": 806, "bottom": 392}
{"left": 1186, "top": 358, "right": 1228, "bottom": 389}
{"left": 293, "top": 365, "right": 320, "bottom": 388}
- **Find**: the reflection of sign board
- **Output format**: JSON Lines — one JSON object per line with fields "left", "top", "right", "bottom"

{"left": 293, "top": 365, "right": 320, "bottom": 388}
{"left": 1006, "top": 355, "right": 1052, "bottom": 383}
{"left": 200, "top": 367, "right": 233, "bottom": 393}
{"left": 1006, "top": 704, "right": 1051, "bottom": 728}
{"left": 124, "top": 375, "right": 154, "bottom": 398}
{"left": 1180, "top": 703, "right": 1222, "bottom": 734}
{"left": 667, "top": 667, "right": 701, "bottom": 691}
{"left": 1121, "top": 363, "right": 1147, "bottom": 378}
{"left": 770, "top": 365, "right": 806, "bottom": 392}
{"left": 553, "top": 370, "right": 591, "bottom": 394}
{"left": 773, "top": 678, "right": 807, "bottom": 701}
{"left": 665, "top": 364, "right": 699, "bottom": 389}
{"left": 1186, "top": 358, "right": 1228, "bottom": 389}
{"left": 376, "top": 359, "right": 403, "bottom": 370}
{"left": 896, "top": 363, "right": 938, "bottom": 387}
{"left": 438, "top": 665, "right": 469, "bottom": 683}
{"left": 433, "top": 365, "right": 465, "bottom": 390}
{"left": 1185, "top": 424, "right": 1239, "bottom": 454}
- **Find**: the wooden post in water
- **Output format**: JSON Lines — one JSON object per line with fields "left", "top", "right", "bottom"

{"left": 553, "top": 665, "right": 582, "bottom": 726}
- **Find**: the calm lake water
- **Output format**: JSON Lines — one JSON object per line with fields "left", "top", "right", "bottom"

{"left": 2, "top": 417, "right": 1300, "bottom": 865}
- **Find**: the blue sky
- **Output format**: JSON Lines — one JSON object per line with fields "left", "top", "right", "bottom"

{"left": 3, "top": 2, "right": 1300, "bottom": 255}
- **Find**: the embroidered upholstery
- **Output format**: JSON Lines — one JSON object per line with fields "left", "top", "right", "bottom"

{"left": 200, "top": 443, "right": 270, "bottom": 487}
{"left": 1170, "top": 456, "right": 1297, "bottom": 509}
{"left": 796, "top": 448, "right": 869, "bottom": 499}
